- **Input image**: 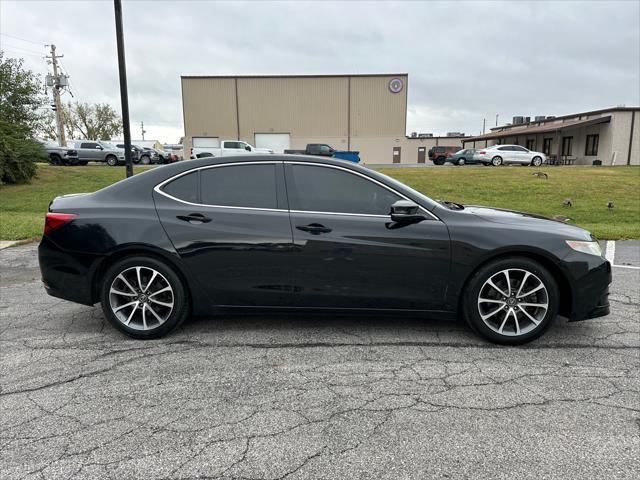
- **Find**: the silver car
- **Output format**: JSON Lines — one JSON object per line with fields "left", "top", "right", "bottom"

{"left": 69, "top": 140, "right": 126, "bottom": 166}
{"left": 474, "top": 145, "right": 546, "bottom": 166}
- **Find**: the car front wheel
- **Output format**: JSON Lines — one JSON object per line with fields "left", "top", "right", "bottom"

{"left": 100, "top": 256, "right": 189, "bottom": 339}
{"left": 462, "top": 257, "right": 558, "bottom": 345}
{"left": 140, "top": 155, "right": 151, "bottom": 165}
{"left": 106, "top": 155, "right": 118, "bottom": 166}
{"left": 457, "top": 158, "right": 466, "bottom": 166}
{"left": 531, "top": 156, "right": 543, "bottom": 167}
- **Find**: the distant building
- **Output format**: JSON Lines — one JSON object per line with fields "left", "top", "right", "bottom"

{"left": 181, "top": 74, "right": 467, "bottom": 164}
{"left": 463, "top": 107, "right": 639, "bottom": 165}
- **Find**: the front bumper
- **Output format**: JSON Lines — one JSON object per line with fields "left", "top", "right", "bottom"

{"left": 566, "top": 254, "right": 612, "bottom": 322}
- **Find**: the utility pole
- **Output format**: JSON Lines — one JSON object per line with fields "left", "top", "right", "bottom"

{"left": 495, "top": 113, "right": 499, "bottom": 126}
{"left": 114, "top": 0, "right": 133, "bottom": 178}
{"left": 482, "top": 118, "right": 486, "bottom": 135}
{"left": 47, "top": 45, "right": 66, "bottom": 146}
{"left": 140, "top": 121, "right": 146, "bottom": 140}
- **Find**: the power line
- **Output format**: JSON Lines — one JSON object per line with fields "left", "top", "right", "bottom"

{"left": 1, "top": 42, "right": 44, "bottom": 56}
{"left": 0, "top": 32, "right": 44, "bottom": 46}
{"left": 2, "top": 48, "right": 45, "bottom": 59}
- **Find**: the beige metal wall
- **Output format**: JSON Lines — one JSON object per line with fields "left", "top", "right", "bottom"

{"left": 181, "top": 74, "right": 409, "bottom": 162}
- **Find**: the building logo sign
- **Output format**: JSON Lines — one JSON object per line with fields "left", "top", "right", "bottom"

{"left": 388, "top": 77, "right": 403, "bottom": 94}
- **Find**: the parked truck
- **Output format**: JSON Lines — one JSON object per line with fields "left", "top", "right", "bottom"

{"left": 285, "top": 143, "right": 360, "bottom": 163}
{"left": 190, "top": 140, "right": 274, "bottom": 159}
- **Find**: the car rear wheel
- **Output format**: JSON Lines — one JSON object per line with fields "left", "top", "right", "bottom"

{"left": 100, "top": 256, "right": 189, "bottom": 339}
{"left": 140, "top": 155, "right": 151, "bottom": 165}
{"left": 106, "top": 155, "right": 118, "bottom": 166}
{"left": 457, "top": 158, "right": 466, "bottom": 166}
{"left": 434, "top": 156, "right": 446, "bottom": 165}
{"left": 462, "top": 257, "right": 558, "bottom": 345}
{"left": 491, "top": 156, "right": 503, "bottom": 166}
{"left": 531, "top": 156, "right": 543, "bottom": 167}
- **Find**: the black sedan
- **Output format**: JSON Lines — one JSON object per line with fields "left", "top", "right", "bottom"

{"left": 38, "top": 155, "right": 611, "bottom": 344}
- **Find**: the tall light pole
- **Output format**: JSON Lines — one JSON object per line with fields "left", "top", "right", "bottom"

{"left": 114, "top": 0, "right": 133, "bottom": 178}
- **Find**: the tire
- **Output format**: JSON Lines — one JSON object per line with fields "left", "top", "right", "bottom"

{"left": 106, "top": 155, "right": 118, "bottom": 167}
{"left": 462, "top": 257, "right": 559, "bottom": 345}
{"left": 100, "top": 256, "right": 189, "bottom": 339}
{"left": 140, "top": 155, "right": 151, "bottom": 165}
{"left": 435, "top": 156, "right": 446, "bottom": 166}
{"left": 491, "top": 156, "right": 503, "bottom": 166}
{"left": 49, "top": 154, "right": 62, "bottom": 166}
{"left": 457, "top": 157, "right": 466, "bottom": 166}
{"left": 531, "top": 156, "right": 543, "bottom": 167}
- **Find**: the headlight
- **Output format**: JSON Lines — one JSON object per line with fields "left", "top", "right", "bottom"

{"left": 566, "top": 240, "right": 602, "bottom": 257}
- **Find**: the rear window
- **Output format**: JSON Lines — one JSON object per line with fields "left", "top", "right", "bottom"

{"left": 162, "top": 172, "right": 198, "bottom": 203}
{"left": 201, "top": 164, "right": 277, "bottom": 209}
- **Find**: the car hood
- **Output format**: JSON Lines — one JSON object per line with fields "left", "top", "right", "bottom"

{"left": 463, "top": 205, "right": 593, "bottom": 240}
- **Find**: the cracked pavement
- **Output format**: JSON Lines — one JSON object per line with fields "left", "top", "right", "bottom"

{"left": 1, "top": 242, "right": 638, "bottom": 479}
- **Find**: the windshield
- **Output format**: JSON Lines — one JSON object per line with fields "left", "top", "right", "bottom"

{"left": 99, "top": 141, "right": 117, "bottom": 149}
{"left": 455, "top": 149, "right": 465, "bottom": 155}
{"left": 366, "top": 168, "right": 438, "bottom": 210}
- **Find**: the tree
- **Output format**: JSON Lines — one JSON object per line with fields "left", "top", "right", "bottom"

{"left": 37, "top": 101, "right": 123, "bottom": 141}
{"left": 0, "top": 52, "right": 46, "bottom": 184}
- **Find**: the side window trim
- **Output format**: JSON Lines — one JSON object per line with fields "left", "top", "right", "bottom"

{"left": 154, "top": 161, "right": 286, "bottom": 212}
{"left": 283, "top": 162, "right": 438, "bottom": 220}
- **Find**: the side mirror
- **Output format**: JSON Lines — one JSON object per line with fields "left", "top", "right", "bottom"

{"left": 245, "top": 145, "right": 251, "bottom": 151}
{"left": 390, "top": 200, "right": 424, "bottom": 223}
{"left": 95, "top": 145, "right": 102, "bottom": 150}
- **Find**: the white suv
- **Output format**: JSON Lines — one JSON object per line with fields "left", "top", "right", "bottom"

{"left": 474, "top": 145, "right": 546, "bottom": 166}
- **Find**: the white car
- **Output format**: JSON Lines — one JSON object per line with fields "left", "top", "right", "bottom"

{"left": 190, "top": 140, "right": 274, "bottom": 159}
{"left": 474, "top": 145, "right": 546, "bottom": 166}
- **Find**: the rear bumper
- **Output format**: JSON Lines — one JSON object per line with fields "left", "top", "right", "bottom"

{"left": 38, "top": 236, "right": 100, "bottom": 306}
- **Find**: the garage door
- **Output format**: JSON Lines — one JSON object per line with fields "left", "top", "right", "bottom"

{"left": 254, "top": 133, "right": 290, "bottom": 153}
{"left": 192, "top": 137, "right": 220, "bottom": 148}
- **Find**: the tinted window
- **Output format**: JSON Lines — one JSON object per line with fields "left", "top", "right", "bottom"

{"left": 201, "top": 164, "right": 277, "bottom": 209}
{"left": 224, "top": 142, "right": 241, "bottom": 149}
{"left": 81, "top": 142, "right": 97, "bottom": 149}
{"left": 162, "top": 171, "right": 198, "bottom": 203}
{"left": 512, "top": 146, "right": 528, "bottom": 152}
{"left": 286, "top": 165, "right": 401, "bottom": 215}
{"left": 497, "top": 146, "right": 511, "bottom": 151}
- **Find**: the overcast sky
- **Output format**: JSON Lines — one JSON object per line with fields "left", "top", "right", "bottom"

{"left": 1, "top": 0, "right": 638, "bottom": 142}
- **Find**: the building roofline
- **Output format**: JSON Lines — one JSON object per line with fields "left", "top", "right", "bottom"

{"left": 491, "top": 106, "right": 640, "bottom": 131}
{"left": 181, "top": 73, "right": 409, "bottom": 80}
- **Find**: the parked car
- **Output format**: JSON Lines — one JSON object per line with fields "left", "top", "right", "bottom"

{"left": 475, "top": 145, "right": 546, "bottom": 166}
{"left": 115, "top": 143, "right": 153, "bottom": 164}
{"left": 38, "top": 140, "right": 79, "bottom": 166}
{"left": 429, "top": 146, "right": 461, "bottom": 165}
{"left": 138, "top": 147, "right": 161, "bottom": 164}
{"left": 285, "top": 143, "right": 360, "bottom": 162}
{"left": 190, "top": 140, "right": 274, "bottom": 159}
{"left": 445, "top": 149, "right": 480, "bottom": 166}
{"left": 39, "top": 155, "right": 610, "bottom": 345}
{"left": 69, "top": 140, "right": 125, "bottom": 166}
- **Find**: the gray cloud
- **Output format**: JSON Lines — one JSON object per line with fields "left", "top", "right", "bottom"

{"left": 2, "top": 0, "right": 638, "bottom": 141}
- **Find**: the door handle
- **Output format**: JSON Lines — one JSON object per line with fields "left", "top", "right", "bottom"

{"left": 176, "top": 213, "right": 212, "bottom": 224}
{"left": 296, "top": 223, "right": 332, "bottom": 235}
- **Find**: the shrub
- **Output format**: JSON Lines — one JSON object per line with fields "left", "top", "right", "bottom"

{"left": 0, "top": 121, "right": 44, "bottom": 185}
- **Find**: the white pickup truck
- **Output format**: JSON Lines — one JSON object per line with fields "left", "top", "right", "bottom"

{"left": 190, "top": 140, "right": 274, "bottom": 159}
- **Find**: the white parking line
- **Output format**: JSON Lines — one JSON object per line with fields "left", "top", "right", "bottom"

{"left": 606, "top": 240, "right": 640, "bottom": 270}
{"left": 605, "top": 240, "right": 616, "bottom": 264}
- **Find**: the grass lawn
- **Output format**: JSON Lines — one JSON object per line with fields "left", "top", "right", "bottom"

{"left": 378, "top": 165, "right": 640, "bottom": 239}
{"left": 1, "top": 164, "right": 638, "bottom": 241}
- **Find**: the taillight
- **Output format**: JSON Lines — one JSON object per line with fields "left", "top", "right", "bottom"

{"left": 44, "top": 213, "right": 77, "bottom": 235}
{"left": 478, "top": 150, "right": 486, "bottom": 155}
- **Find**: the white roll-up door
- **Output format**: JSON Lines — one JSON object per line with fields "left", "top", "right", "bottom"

{"left": 254, "top": 133, "right": 290, "bottom": 153}
{"left": 192, "top": 137, "right": 220, "bottom": 148}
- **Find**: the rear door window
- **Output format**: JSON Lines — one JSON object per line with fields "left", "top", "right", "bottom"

{"left": 200, "top": 164, "right": 278, "bottom": 209}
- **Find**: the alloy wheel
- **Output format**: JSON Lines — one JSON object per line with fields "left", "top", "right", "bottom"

{"left": 477, "top": 268, "right": 548, "bottom": 336}
{"left": 108, "top": 266, "right": 174, "bottom": 331}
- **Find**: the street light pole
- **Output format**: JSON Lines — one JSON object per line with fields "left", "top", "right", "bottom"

{"left": 114, "top": 0, "right": 133, "bottom": 178}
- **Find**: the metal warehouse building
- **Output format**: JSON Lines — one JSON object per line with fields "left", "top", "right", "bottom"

{"left": 181, "top": 74, "right": 464, "bottom": 164}
{"left": 463, "top": 107, "right": 639, "bottom": 166}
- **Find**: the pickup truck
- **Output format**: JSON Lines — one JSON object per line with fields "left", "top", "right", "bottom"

{"left": 38, "top": 140, "right": 79, "bottom": 166}
{"left": 285, "top": 143, "right": 360, "bottom": 163}
{"left": 68, "top": 140, "right": 125, "bottom": 166}
{"left": 190, "top": 140, "right": 274, "bottom": 159}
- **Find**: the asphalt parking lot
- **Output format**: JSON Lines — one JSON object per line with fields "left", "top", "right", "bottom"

{"left": 1, "top": 242, "right": 638, "bottom": 479}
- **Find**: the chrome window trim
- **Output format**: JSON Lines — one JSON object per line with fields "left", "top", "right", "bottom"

{"left": 154, "top": 161, "right": 287, "bottom": 213}
{"left": 154, "top": 159, "right": 439, "bottom": 220}
{"left": 284, "top": 161, "right": 439, "bottom": 220}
